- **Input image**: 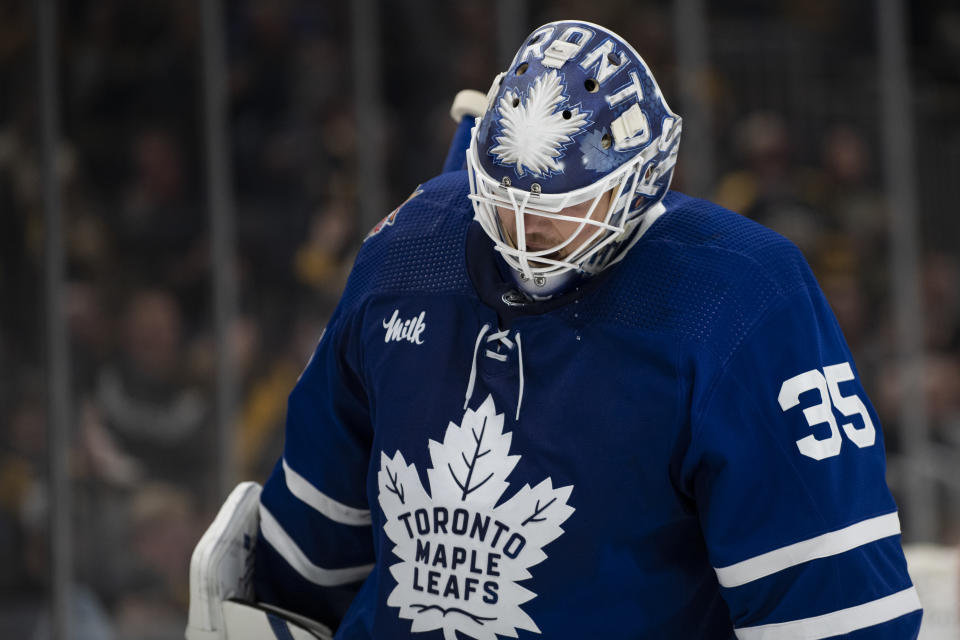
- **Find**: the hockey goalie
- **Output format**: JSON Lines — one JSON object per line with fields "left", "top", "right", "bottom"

{"left": 188, "top": 19, "right": 921, "bottom": 640}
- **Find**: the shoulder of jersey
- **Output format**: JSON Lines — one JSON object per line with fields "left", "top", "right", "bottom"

{"left": 643, "top": 190, "right": 815, "bottom": 296}
{"left": 347, "top": 170, "right": 475, "bottom": 298}
{"left": 631, "top": 191, "right": 813, "bottom": 294}
{"left": 578, "top": 191, "right": 818, "bottom": 356}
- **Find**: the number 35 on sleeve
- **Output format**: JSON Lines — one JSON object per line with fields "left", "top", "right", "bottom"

{"left": 777, "top": 362, "right": 876, "bottom": 461}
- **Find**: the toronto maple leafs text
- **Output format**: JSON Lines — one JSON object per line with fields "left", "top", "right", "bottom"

{"left": 394, "top": 505, "right": 528, "bottom": 604}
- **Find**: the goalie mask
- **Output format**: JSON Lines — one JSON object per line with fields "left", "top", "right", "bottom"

{"left": 467, "top": 20, "right": 681, "bottom": 295}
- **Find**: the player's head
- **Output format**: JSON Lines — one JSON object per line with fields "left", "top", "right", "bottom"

{"left": 467, "top": 20, "right": 681, "bottom": 295}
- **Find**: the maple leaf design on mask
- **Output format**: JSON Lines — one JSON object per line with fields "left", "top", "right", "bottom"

{"left": 378, "top": 395, "right": 575, "bottom": 640}
{"left": 490, "top": 70, "right": 588, "bottom": 177}
{"left": 579, "top": 128, "right": 619, "bottom": 172}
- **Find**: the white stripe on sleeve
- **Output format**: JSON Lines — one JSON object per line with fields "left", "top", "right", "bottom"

{"left": 734, "top": 586, "right": 921, "bottom": 640}
{"left": 715, "top": 512, "right": 901, "bottom": 588}
{"left": 259, "top": 503, "right": 374, "bottom": 587}
{"left": 283, "top": 458, "right": 372, "bottom": 526}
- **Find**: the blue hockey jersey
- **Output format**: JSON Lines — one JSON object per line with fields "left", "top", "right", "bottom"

{"left": 254, "top": 171, "right": 921, "bottom": 639}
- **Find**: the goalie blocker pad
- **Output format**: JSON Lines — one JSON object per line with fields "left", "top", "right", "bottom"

{"left": 186, "top": 482, "right": 333, "bottom": 640}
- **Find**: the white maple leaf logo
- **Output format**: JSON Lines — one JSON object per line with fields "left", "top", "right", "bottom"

{"left": 489, "top": 70, "right": 589, "bottom": 177}
{"left": 378, "top": 395, "right": 575, "bottom": 640}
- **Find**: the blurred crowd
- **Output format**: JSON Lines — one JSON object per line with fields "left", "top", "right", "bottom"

{"left": 1, "top": 0, "right": 959, "bottom": 638}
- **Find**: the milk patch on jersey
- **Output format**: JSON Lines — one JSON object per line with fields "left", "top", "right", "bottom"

{"left": 383, "top": 310, "right": 427, "bottom": 345}
{"left": 378, "top": 395, "right": 575, "bottom": 640}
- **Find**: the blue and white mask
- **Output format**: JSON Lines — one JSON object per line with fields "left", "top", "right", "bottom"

{"left": 467, "top": 20, "right": 682, "bottom": 293}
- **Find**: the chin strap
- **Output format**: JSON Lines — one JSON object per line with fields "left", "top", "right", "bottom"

{"left": 464, "top": 324, "right": 525, "bottom": 421}
{"left": 509, "top": 266, "right": 580, "bottom": 299}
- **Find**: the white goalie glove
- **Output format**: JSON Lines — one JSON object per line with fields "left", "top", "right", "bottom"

{"left": 186, "top": 482, "right": 333, "bottom": 640}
